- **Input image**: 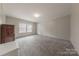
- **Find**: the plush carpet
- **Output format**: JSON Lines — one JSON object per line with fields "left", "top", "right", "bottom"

{"left": 16, "top": 35, "right": 78, "bottom": 56}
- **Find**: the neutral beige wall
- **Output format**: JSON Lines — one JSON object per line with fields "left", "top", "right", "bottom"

{"left": 0, "top": 4, "right": 6, "bottom": 24}
{"left": 70, "top": 4, "right": 79, "bottom": 54}
{"left": 0, "top": 4, "right": 2, "bottom": 24}
{"left": 6, "top": 16, "right": 37, "bottom": 38}
{"left": 38, "top": 15, "right": 70, "bottom": 40}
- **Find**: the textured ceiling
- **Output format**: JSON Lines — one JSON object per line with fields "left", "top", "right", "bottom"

{"left": 3, "top": 3, "right": 71, "bottom": 22}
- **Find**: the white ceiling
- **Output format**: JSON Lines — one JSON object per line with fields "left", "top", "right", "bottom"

{"left": 3, "top": 3, "right": 71, "bottom": 22}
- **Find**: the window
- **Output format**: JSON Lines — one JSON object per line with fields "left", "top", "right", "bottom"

{"left": 27, "top": 24, "right": 32, "bottom": 32}
{"left": 19, "top": 23, "right": 27, "bottom": 33}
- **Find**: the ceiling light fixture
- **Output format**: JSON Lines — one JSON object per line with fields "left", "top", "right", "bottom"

{"left": 34, "top": 13, "right": 40, "bottom": 18}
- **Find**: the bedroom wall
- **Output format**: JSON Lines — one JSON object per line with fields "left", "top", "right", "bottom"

{"left": 70, "top": 4, "right": 79, "bottom": 55}
{"left": 6, "top": 16, "right": 37, "bottom": 38}
{"left": 0, "top": 4, "right": 6, "bottom": 24}
{"left": 37, "top": 15, "right": 70, "bottom": 40}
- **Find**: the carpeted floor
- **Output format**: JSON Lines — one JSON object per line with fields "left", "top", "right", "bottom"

{"left": 16, "top": 35, "right": 78, "bottom": 56}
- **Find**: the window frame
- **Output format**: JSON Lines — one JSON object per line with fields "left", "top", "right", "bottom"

{"left": 19, "top": 23, "right": 27, "bottom": 33}
{"left": 27, "top": 23, "right": 33, "bottom": 32}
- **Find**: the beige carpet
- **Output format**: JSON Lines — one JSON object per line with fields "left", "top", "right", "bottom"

{"left": 16, "top": 35, "right": 78, "bottom": 56}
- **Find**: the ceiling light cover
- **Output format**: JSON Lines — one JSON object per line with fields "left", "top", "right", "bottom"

{"left": 34, "top": 13, "right": 40, "bottom": 18}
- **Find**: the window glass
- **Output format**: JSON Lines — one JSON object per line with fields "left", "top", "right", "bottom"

{"left": 19, "top": 23, "right": 26, "bottom": 33}
{"left": 27, "top": 24, "right": 32, "bottom": 32}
